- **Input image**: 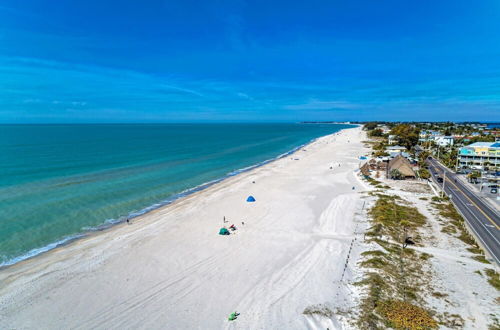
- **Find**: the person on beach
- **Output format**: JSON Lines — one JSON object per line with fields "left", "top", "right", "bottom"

{"left": 126, "top": 218, "right": 130, "bottom": 224}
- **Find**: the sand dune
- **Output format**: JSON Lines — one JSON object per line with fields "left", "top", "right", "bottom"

{"left": 0, "top": 126, "right": 369, "bottom": 329}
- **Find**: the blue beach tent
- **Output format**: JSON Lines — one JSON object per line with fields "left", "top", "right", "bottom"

{"left": 246, "top": 196, "right": 256, "bottom": 202}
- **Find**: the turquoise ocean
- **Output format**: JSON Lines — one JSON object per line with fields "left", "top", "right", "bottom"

{"left": 0, "top": 123, "right": 352, "bottom": 266}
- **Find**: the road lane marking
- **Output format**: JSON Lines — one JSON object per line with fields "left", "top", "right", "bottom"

{"left": 432, "top": 161, "right": 499, "bottom": 230}
{"left": 445, "top": 175, "right": 500, "bottom": 230}
{"left": 448, "top": 185, "right": 500, "bottom": 246}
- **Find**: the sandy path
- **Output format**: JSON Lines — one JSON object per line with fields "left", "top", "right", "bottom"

{"left": 0, "top": 126, "right": 368, "bottom": 329}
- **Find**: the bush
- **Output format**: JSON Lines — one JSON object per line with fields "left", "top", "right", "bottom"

{"left": 390, "top": 169, "right": 404, "bottom": 180}
{"left": 368, "top": 128, "right": 384, "bottom": 137}
{"left": 379, "top": 300, "right": 437, "bottom": 329}
{"left": 417, "top": 169, "right": 430, "bottom": 179}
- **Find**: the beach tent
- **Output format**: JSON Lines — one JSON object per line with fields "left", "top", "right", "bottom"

{"left": 246, "top": 196, "right": 256, "bottom": 202}
{"left": 219, "top": 228, "right": 230, "bottom": 235}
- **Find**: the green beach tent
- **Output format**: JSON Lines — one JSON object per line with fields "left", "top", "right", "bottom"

{"left": 219, "top": 228, "right": 230, "bottom": 235}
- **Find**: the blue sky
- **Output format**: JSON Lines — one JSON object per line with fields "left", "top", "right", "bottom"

{"left": 1, "top": 0, "right": 500, "bottom": 123}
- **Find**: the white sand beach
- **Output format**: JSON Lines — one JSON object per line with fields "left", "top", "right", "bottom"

{"left": 0, "top": 126, "right": 369, "bottom": 329}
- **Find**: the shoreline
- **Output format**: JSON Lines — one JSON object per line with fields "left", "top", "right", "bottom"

{"left": 0, "top": 125, "right": 356, "bottom": 269}
{"left": 1, "top": 125, "right": 368, "bottom": 329}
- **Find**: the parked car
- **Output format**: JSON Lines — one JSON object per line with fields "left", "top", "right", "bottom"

{"left": 437, "top": 177, "right": 444, "bottom": 183}
{"left": 491, "top": 188, "right": 498, "bottom": 194}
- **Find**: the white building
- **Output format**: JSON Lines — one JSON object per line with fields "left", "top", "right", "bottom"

{"left": 433, "top": 136, "right": 454, "bottom": 147}
{"left": 386, "top": 145, "right": 407, "bottom": 153}
{"left": 388, "top": 135, "right": 397, "bottom": 145}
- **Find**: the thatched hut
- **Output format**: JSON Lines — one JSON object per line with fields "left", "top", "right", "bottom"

{"left": 387, "top": 155, "right": 416, "bottom": 179}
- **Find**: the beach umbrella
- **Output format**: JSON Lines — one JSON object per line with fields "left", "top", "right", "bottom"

{"left": 246, "top": 196, "right": 256, "bottom": 202}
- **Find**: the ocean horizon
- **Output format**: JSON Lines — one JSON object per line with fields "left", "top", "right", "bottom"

{"left": 0, "top": 123, "right": 353, "bottom": 267}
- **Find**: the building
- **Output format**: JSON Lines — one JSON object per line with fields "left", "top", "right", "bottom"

{"left": 433, "top": 135, "right": 454, "bottom": 147}
{"left": 388, "top": 135, "right": 397, "bottom": 145}
{"left": 419, "top": 130, "right": 440, "bottom": 142}
{"left": 386, "top": 145, "right": 407, "bottom": 153}
{"left": 458, "top": 142, "right": 500, "bottom": 170}
{"left": 387, "top": 155, "right": 416, "bottom": 179}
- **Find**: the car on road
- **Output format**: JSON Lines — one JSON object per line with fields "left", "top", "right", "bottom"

{"left": 437, "top": 177, "right": 444, "bottom": 183}
{"left": 491, "top": 188, "right": 498, "bottom": 194}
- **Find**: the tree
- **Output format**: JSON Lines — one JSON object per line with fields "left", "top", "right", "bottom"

{"left": 417, "top": 169, "right": 430, "bottom": 179}
{"left": 390, "top": 169, "right": 404, "bottom": 180}
{"left": 364, "top": 122, "right": 378, "bottom": 130}
{"left": 418, "top": 151, "right": 431, "bottom": 167}
{"left": 469, "top": 135, "right": 495, "bottom": 143}
{"left": 390, "top": 124, "right": 420, "bottom": 149}
{"left": 368, "top": 128, "right": 384, "bottom": 137}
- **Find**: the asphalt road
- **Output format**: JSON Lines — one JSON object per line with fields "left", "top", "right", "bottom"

{"left": 427, "top": 158, "right": 500, "bottom": 265}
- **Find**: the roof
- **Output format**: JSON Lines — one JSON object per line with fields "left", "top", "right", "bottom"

{"left": 388, "top": 155, "right": 416, "bottom": 177}
{"left": 386, "top": 145, "right": 406, "bottom": 150}
{"left": 466, "top": 142, "right": 500, "bottom": 148}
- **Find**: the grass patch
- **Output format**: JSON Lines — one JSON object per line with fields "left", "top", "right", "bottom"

{"left": 366, "top": 176, "right": 383, "bottom": 186}
{"left": 360, "top": 257, "right": 388, "bottom": 269}
{"left": 485, "top": 269, "right": 500, "bottom": 290}
{"left": 471, "top": 255, "right": 490, "bottom": 264}
{"left": 433, "top": 200, "right": 483, "bottom": 248}
{"left": 441, "top": 225, "right": 457, "bottom": 234}
{"left": 420, "top": 253, "right": 433, "bottom": 261}
{"left": 361, "top": 250, "right": 387, "bottom": 257}
{"left": 431, "top": 291, "right": 448, "bottom": 298}
{"left": 368, "top": 194, "right": 426, "bottom": 243}
{"left": 467, "top": 247, "right": 483, "bottom": 255}
{"left": 303, "top": 304, "right": 334, "bottom": 318}
{"left": 419, "top": 197, "right": 428, "bottom": 201}
{"left": 357, "top": 194, "right": 438, "bottom": 329}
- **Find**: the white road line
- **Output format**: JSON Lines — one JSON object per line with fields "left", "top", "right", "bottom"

{"left": 449, "top": 187, "right": 500, "bottom": 245}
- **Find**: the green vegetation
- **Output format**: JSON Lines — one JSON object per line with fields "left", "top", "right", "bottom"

{"left": 363, "top": 122, "right": 379, "bottom": 131}
{"left": 302, "top": 304, "right": 334, "bottom": 318}
{"left": 389, "top": 169, "right": 404, "bottom": 180}
{"left": 417, "top": 168, "right": 430, "bottom": 179}
{"left": 485, "top": 269, "right": 500, "bottom": 290}
{"left": 379, "top": 300, "right": 437, "bottom": 329}
{"left": 367, "top": 194, "right": 426, "bottom": 242}
{"left": 368, "top": 128, "right": 384, "bottom": 137}
{"left": 432, "top": 200, "right": 489, "bottom": 263}
{"left": 366, "top": 176, "right": 383, "bottom": 187}
{"left": 390, "top": 124, "right": 420, "bottom": 149}
{"left": 357, "top": 194, "right": 438, "bottom": 329}
{"left": 471, "top": 255, "right": 490, "bottom": 264}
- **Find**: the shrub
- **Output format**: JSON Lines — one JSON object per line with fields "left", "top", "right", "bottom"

{"left": 417, "top": 168, "right": 430, "bottom": 179}
{"left": 378, "top": 300, "right": 437, "bottom": 329}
